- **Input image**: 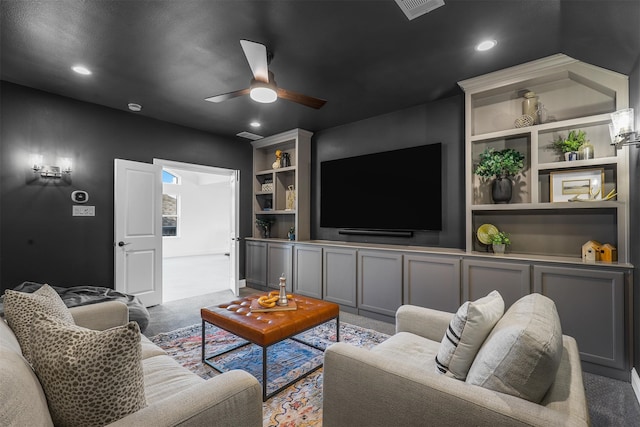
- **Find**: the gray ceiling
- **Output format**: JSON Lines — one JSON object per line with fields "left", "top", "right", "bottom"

{"left": 2, "top": 0, "right": 639, "bottom": 140}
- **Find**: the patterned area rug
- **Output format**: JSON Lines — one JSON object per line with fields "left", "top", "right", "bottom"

{"left": 149, "top": 320, "right": 390, "bottom": 426}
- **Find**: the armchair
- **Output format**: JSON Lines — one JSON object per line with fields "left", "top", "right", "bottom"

{"left": 323, "top": 304, "right": 590, "bottom": 427}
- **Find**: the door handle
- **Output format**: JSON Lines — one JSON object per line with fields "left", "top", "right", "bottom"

{"left": 118, "top": 241, "right": 131, "bottom": 247}
{"left": 232, "top": 237, "right": 242, "bottom": 241}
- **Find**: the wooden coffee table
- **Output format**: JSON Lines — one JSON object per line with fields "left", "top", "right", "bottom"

{"left": 201, "top": 294, "right": 340, "bottom": 401}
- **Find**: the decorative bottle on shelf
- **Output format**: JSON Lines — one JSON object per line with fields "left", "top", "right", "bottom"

{"left": 522, "top": 91, "right": 538, "bottom": 121}
{"left": 535, "top": 101, "right": 548, "bottom": 124}
{"left": 277, "top": 274, "right": 288, "bottom": 306}
{"left": 578, "top": 141, "right": 595, "bottom": 160}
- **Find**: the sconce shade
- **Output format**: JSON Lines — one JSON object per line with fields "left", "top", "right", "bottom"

{"left": 610, "top": 108, "right": 639, "bottom": 148}
{"left": 611, "top": 108, "right": 635, "bottom": 136}
{"left": 29, "top": 155, "right": 73, "bottom": 178}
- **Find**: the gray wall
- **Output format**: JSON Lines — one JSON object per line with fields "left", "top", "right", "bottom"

{"left": 0, "top": 81, "right": 253, "bottom": 292}
{"left": 311, "top": 94, "right": 465, "bottom": 249}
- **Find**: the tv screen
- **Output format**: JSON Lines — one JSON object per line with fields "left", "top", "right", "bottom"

{"left": 320, "top": 143, "right": 442, "bottom": 231}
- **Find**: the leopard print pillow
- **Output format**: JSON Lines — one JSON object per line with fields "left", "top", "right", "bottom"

{"left": 30, "top": 311, "right": 146, "bottom": 427}
{"left": 3, "top": 284, "right": 75, "bottom": 363}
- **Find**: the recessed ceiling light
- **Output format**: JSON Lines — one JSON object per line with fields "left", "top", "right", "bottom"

{"left": 128, "top": 103, "right": 142, "bottom": 112}
{"left": 71, "top": 65, "right": 92, "bottom": 75}
{"left": 250, "top": 121, "right": 261, "bottom": 128}
{"left": 475, "top": 40, "right": 497, "bottom": 51}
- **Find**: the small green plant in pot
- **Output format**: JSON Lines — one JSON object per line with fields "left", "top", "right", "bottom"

{"left": 474, "top": 148, "right": 525, "bottom": 204}
{"left": 490, "top": 231, "right": 511, "bottom": 255}
{"left": 553, "top": 130, "right": 587, "bottom": 160}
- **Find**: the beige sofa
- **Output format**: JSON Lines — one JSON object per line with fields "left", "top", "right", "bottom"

{"left": 323, "top": 303, "right": 590, "bottom": 427}
{"left": 1, "top": 300, "right": 263, "bottom": 427}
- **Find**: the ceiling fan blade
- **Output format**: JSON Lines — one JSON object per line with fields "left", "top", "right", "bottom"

{"left": 204, "top": 88, "right": 250, "bottom": 103}
{"left": 277, "top": 88, "right": 327, "bottom": 109}
{"left": 240, "top": 39, "right": 269, "bottom": 83}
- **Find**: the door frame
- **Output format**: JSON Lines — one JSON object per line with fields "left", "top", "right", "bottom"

{"left": 153, "top": 158, "right": 241, "bottom": 296}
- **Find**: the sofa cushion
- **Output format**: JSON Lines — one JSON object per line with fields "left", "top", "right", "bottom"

{"left": 29, "top": 311, "right": 146, "bottom": 427}
{"left": 0, "top": 320, "right": 54, "bottom": 427}
{"left": 466, "top": 292, "right": 563, "bottom": 403}
{"left": 3, "top": 284, "right": 75, "bottom": 363}
{"left": 142, "top": 354, "right": 205, "bottom": 404}
{"left": 435, "top": 290, "right": 504, "bottom": 379}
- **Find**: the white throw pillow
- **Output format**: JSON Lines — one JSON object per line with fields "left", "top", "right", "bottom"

{"left": 435, "top": 290, "right": 504, "bottom": 379}
{"left": 465, "top": 293, "right": 563, "bottom": 403}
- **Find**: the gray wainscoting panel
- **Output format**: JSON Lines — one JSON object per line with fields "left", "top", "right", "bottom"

{"left": 533, "top": 265, "right": 625, "bottom": 369}
{"left": 245, "top": 240, "right": 267, "bottom": 287}
{"left": 358, "top": 250, "right": 403, "bottom": 317}
{"left": 403, "top": 254, "right": 461, "bottom": 312}
{"left": 323, "top": 247, "right": 357, "bottom": 307}
{"left": 293, "top": 244, "right": 323, "bottom": 299}
{"left": 266, "top": 243, "right": 293, "bottom": 291}
{"left": 462, "top": 259, "right": 531, "bottom": 308}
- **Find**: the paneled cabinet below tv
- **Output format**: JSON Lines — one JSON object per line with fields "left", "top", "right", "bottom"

{"left": 244, "top": 239, "right": 632, "bottom": 380}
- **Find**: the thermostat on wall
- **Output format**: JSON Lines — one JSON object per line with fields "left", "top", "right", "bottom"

{"left": 71, "top": 190, "right": 89, "bottom": 204}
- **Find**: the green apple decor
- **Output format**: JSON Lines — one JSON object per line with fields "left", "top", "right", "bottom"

{"left": 474, "top": 148, "right": 525, "bottom": 204}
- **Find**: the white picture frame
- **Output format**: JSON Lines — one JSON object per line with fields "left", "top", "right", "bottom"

{"left": 550, "top": 168, "right": 604, "bottom": 202}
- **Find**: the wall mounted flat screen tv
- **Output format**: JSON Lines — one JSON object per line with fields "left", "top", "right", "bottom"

{"left": 320, "top": 143, "right": 442, "bottom": 231}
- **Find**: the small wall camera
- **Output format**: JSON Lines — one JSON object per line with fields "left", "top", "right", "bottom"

{"left": 71, "top": 190, "right": 89, "bottom": 204}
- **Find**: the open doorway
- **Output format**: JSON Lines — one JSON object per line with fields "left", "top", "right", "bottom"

{"left": 154, "top": 159, "right": 239, "bottom": 303}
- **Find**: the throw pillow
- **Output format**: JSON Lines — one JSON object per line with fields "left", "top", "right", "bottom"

{"left": 29, "top": 311, "right": 146, "bottom": 427}
{"left": 465, "top": 293, "right": 563, "bottom": 403}
{"left": 435, "top": 290, "right": 504, "bottom": 379}
{"left": 3, "top": 283, "right": 75, "bottom": 363}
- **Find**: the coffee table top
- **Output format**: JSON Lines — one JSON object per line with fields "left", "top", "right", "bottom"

{"left": 201, "top": 294, "right": 339, "bottom": 347}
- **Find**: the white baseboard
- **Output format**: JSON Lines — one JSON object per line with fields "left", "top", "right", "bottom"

{"left": 632, "top": 368, "right": 640, "bottom": 407}
{"left": 238, "top": 279, "right": 246, "bottom": 288}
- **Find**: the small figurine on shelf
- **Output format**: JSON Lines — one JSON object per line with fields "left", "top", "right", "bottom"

{"left": 288, "top": 226, "right": 295, "bottom": 241}
{"left": 273, "top": 150, "right": 283, "bottom": 169}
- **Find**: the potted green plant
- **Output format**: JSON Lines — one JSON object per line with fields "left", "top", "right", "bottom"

{"left": 552, "top": 130, "right": 588, "bottom": 161}
{"left": 490, "top": 231, "right": 511, "bottom": 255}
{"left": 474, "top": 148, "right": 525, "bottom": 204}
{"left": 256, "top": 218, "right": 274, "bottom": 238}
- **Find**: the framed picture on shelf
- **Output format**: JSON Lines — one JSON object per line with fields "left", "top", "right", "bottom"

{"left": 550, "top": 168, "right": 604, "bottom": 202}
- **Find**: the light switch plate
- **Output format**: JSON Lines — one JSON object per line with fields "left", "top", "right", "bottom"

{"left": 72, "top": 205, "right": 95, "bottom": 216}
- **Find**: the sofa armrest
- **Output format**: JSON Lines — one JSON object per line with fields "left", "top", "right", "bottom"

{"left": 395, "top": 305, "right": 453, "bottom": 341}
{"left": 107, "top": 370, "right": 262, "bottom": 427}
{"left": 323, "top": 342, "right": 588, "bottom": 427}
{"left": 69, "top": 301, "right": 129, "bottom": 330}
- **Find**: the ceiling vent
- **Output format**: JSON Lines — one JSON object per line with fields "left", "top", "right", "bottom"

{"left": 236, "top": 131, "right": 264, "bottom": 141}
{"left": 395, "top": 0, "right": 444, "bottom": 20}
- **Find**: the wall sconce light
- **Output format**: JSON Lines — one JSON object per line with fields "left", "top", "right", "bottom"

{"left": 30, "top": 155, "right": 72, "bottom": 178}
{"left": 610, "top": 108, "right": 640, "bottom": 149}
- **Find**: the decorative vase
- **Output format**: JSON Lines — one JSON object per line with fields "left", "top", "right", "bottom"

{"left": 578, "top": 142, "right": 595, "bottom": 160}
{"left": 492, "top": 244, "right": 506, "bottom": 255}
{"left": 261, "top": 227, "right": 270, "bottom": 239}
{"left": 522, "top": 91, "right": 538, "bottom": 120}
{"left": 491, "top": 176, "right": 513, "bottom": 204}
{"left": 564, "top": 151, "right": 578, "bottom": 161}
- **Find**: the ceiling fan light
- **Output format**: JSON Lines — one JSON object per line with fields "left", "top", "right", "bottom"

{"left": 250, "top": 86, "right": 277, "bottom": 103}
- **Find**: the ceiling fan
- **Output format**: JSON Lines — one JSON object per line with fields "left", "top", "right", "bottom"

{"left": 205, "top": 40, "right": 326, "bottom": 109}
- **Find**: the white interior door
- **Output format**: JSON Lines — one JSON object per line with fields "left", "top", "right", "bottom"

{"left": 114, "top": 159, "right": 163, "bottom": 307}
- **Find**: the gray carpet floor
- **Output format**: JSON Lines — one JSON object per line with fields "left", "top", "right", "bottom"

{"left": 146, "top": 288, "right": 640, "bottom": 426}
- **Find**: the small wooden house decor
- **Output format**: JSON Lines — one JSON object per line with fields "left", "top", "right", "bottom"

{"left": 600, "top": 243, "right": 618, "bottom": 262}
{"left": 582, "top": 240, "right": 602, "bottom": 262}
